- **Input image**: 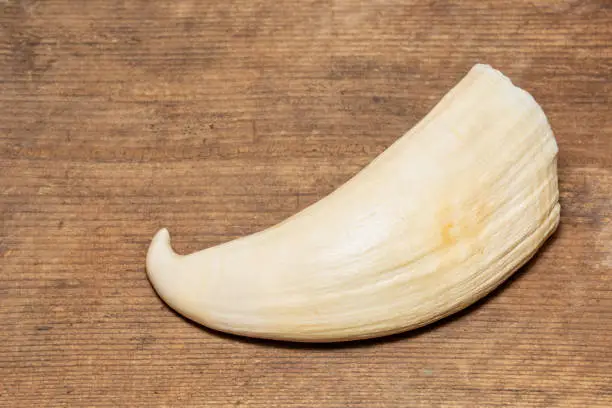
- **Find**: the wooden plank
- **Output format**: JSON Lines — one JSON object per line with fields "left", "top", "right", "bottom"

{"left": 1, "top": 0, "right": 610, "bottom": 406}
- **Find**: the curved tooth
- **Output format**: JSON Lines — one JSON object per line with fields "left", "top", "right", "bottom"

{"left": 146, "top": 64, "right": 560, "bottom": 342}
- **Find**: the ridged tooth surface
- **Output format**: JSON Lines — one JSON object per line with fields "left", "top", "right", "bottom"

{"left": 146, "top": 63, "right": 560, "bottom": 342}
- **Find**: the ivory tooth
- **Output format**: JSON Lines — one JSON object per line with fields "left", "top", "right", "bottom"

{"left": 146, "top": 63, "right": 560, "bottom": 342}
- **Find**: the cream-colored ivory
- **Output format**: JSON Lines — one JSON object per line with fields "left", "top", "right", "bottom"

{"left": 146, "top": 64, "right": 560, "bottom": 342}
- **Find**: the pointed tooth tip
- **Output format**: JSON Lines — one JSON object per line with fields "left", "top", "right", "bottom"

{"left": 150, "top": 228, "right": 172, "bottom": 253}
{"left": 153, "top": 227, "right": 170, "bottom": 243}
{"left": 146, "top": 228, "right": 179, "bottom": 280}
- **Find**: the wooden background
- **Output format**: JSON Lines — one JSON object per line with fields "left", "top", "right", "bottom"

{"left": 1, "top": 0, "right": 610, "bottom": 406}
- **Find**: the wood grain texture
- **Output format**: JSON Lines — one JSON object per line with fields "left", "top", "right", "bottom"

{"left": 1, "top": 0, "right": 610, "bottom": 406}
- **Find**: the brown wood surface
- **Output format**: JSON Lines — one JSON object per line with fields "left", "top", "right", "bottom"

{"left": 1, "top": 0, "right": 611, "bottom": 407}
